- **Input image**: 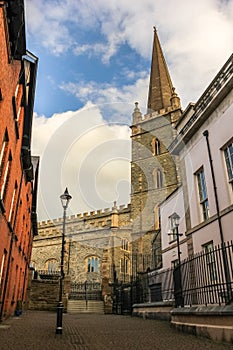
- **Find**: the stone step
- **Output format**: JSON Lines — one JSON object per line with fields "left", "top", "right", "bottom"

{"left": 67, "top": 300, "right": 104, "bottom": 314}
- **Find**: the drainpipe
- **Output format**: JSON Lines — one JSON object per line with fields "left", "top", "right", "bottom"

{"left": 203, "top": 130, "right": 232, "bottom": 302}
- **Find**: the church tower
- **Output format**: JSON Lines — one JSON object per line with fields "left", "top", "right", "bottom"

{"left": 130, "top": 28, "right": 182, "bottom": 274}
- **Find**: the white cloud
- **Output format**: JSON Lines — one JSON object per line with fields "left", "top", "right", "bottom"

{"left": 60, "top": 74, "right": 149, "bottom": 120}
{"left": 32, "top": 104, "right": 131, "bottom": 221}
{"left": 26, "top": 0, "right": 233, "bottom": 106}
{"left": 27, "top": 0, "right": 233, "bottom": 220}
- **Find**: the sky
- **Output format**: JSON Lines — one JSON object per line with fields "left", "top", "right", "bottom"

{"left": 24, "top": 0, "right": 233, "bottom": 221}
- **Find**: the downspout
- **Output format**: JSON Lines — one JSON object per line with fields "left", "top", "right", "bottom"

{"left": 203, "top": 130, "right": 232, "bottom": 302}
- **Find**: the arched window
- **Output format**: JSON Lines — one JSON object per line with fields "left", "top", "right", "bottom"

{"left": 153, "top": 168, "right": 163, "bottom": 188}
{"left": 87, "top": 256, "right": 99, "bottom": 273}
{"left": 151, "top": 138, "right": 161, "bottom": 156}
{"left": 45, "top": 259, "right": 58, "bottom": 273}
{"left": 154, "top": 205, "right": 160, "bottom": 230}
{"left": 121, "top": 238, "right": 129, "bottom": 251}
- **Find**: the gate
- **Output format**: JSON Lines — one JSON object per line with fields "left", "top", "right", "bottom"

{"left": 69, "top": 281, "right": 102, "bottom": 301}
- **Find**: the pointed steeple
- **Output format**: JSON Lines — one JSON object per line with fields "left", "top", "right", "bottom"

{"left": 147, "top": 27, "right": 177, "bottom": 113}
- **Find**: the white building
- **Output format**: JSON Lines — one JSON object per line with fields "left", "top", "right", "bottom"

{"left": 160, "top": 54, "right": 233, "bottom": 268}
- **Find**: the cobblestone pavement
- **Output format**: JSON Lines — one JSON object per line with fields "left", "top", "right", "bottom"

{"left": 0, "top": 311, "right": 232, "bottom": 350}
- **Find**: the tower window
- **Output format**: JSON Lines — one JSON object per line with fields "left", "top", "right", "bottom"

{"left": 121, "top": 238, "right": 129, "bottom": 251}
{"left": 153, "top": 168, "right": 163, "bottom": 189}
{"left": 151, "top": 138, "right": 161, "bottom": 156}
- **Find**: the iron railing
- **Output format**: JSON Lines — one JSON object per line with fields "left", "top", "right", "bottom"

{"left": 148, "top": 241, "right": 233, "bottom": 307}
{"left": 180, "top": 241, "right": 233, "bottom": 306}
{"left": 34, "top": 269, "right": 60, "bottom": 280}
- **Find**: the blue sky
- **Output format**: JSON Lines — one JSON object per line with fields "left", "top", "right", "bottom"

{"left": 24, "top": 0, "right": 233, "bottom": 221}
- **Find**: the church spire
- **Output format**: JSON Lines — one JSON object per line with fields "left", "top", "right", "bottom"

{"left": 147, "top": 27, "right": 176, "bottom": 113}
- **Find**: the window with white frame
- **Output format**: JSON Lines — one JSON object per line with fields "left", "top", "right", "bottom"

{"left": 196, "top": 168, "right": 209, "bottom": 221}
{"left": 87, "top": 256, "right": 99, "bottom": 273}
{"left": 0, "top": 250, "right": 7, "bottom": 290}
{"left": 203, "top": 241, "right": 217, "bottom": 282}
{"left": 8, "top": 181, "right": 17, "bottom": 223}
{"left": 223, "top": 142, "right": 233, "bottom": 183}
{"left": 0, "top": 131, "right": 9, "bottom": 178}
{"left": 168, "top": 217, "right": 176, "bottom": 242}
{"left": 172, "top": 259, "right": 179, "bottom": 268}
{"left": 0, "top": 152, "right": 12, "bottom": 201}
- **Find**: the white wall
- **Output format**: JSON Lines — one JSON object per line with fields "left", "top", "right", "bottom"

{"left": 160, "top": 187, "right": 188, "bottom": 269}
{"left": 180, "top": 88, "right": 233, "bottom": 251}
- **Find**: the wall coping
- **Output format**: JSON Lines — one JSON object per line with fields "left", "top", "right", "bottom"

{"left": 133, "top": 301, "right": 174, "bottom": 308}
{"left": 171, "top": 304, "right": 233, "bottom": 316}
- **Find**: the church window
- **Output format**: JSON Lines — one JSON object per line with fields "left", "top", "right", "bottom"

{"left": 45, "top": 259, "right": 58, "bottom": 273}
{"left": 154, "top": 205, "right": 160, "bottom": 230}
{"left": 151, "top": 138, "right": 161, "bottom": 156}
{"left": 87, "top": 256, "right": 99, "bottom": 273}
{"left": 120, "top": 257, "right": 129, "bottom": 275}
{"left": 121, "top": 238, "right": 129, "bottom": 251}
{"left": 153, "top": 168, "right": 163, "bottom": 188}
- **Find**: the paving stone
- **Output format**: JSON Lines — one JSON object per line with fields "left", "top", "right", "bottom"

{"left": 0, "top": 311, "right": 232, "bottom": 350}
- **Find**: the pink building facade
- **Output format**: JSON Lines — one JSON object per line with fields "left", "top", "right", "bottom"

{"left": 160, "top": 54, "right": 233, "bottom": 268}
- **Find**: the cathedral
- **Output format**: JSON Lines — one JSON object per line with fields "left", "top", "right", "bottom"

{"left": 31, "top": 28, "right": 182, "bottom": 297}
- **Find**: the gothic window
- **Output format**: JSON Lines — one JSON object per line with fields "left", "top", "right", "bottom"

{"left": 153, "top": 168, "right": 163, "bottom": 189}
{"left": 121, "top": 238, "right": 129, "bottom": 251}
{"left": 154, "top": 205, "right": 160, "bottom": 230}
{"left": 87, "top": 256, "right": 99, "bottom": 273}
{"left": 196, "top": 168, "right": 209, "bottom": 221}
{"left": 45, "top": 259, "right": 58, "bottom": 273}
{"left": 151, "top": 138, "right": 161, "bottom": 156}
{"left": 120, "top": 257, "right": 129, "bottom": 275}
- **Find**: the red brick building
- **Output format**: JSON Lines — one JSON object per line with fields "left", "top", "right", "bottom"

{"left": 0, "top": 0, "right": 39, "bottom": 319}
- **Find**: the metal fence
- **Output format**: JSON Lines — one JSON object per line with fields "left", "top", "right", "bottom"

{"left": 69, "top": 282, "right": 102, "bottom": 301}
{"left": 33, "top": 269, "right": 60, "bottom": 280}
{"left": 148, "top": 241, "right": 233, "bottom": 307}
{"left": 180, "top": 241, "right": 233, "bottom": 306}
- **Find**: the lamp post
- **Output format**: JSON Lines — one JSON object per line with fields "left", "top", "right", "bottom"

{"left": 170, "top": 212, "right": 182, "bottom": 266}
{"left": 56, "top": 188, "right": 72, "bottom": 335}
{"left": 169, "top": 212, "right": 184, "bottom": 307}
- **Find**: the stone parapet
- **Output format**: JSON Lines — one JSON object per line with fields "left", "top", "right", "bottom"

{"left": 132, "top": 301, "right": 174, "bottom": 321}
{"left": 171, "top": 304, "right": 233, "bottom": 344}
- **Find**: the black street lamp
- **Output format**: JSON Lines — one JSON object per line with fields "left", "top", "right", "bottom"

{"left": 169, "top": 212, "right": 184, "bottom": 307}
{"left": 56, "top": 188, "right": 72, "bottom": 335}
{"left": 169, "top": 212, "right": 182, "bottom": 266}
